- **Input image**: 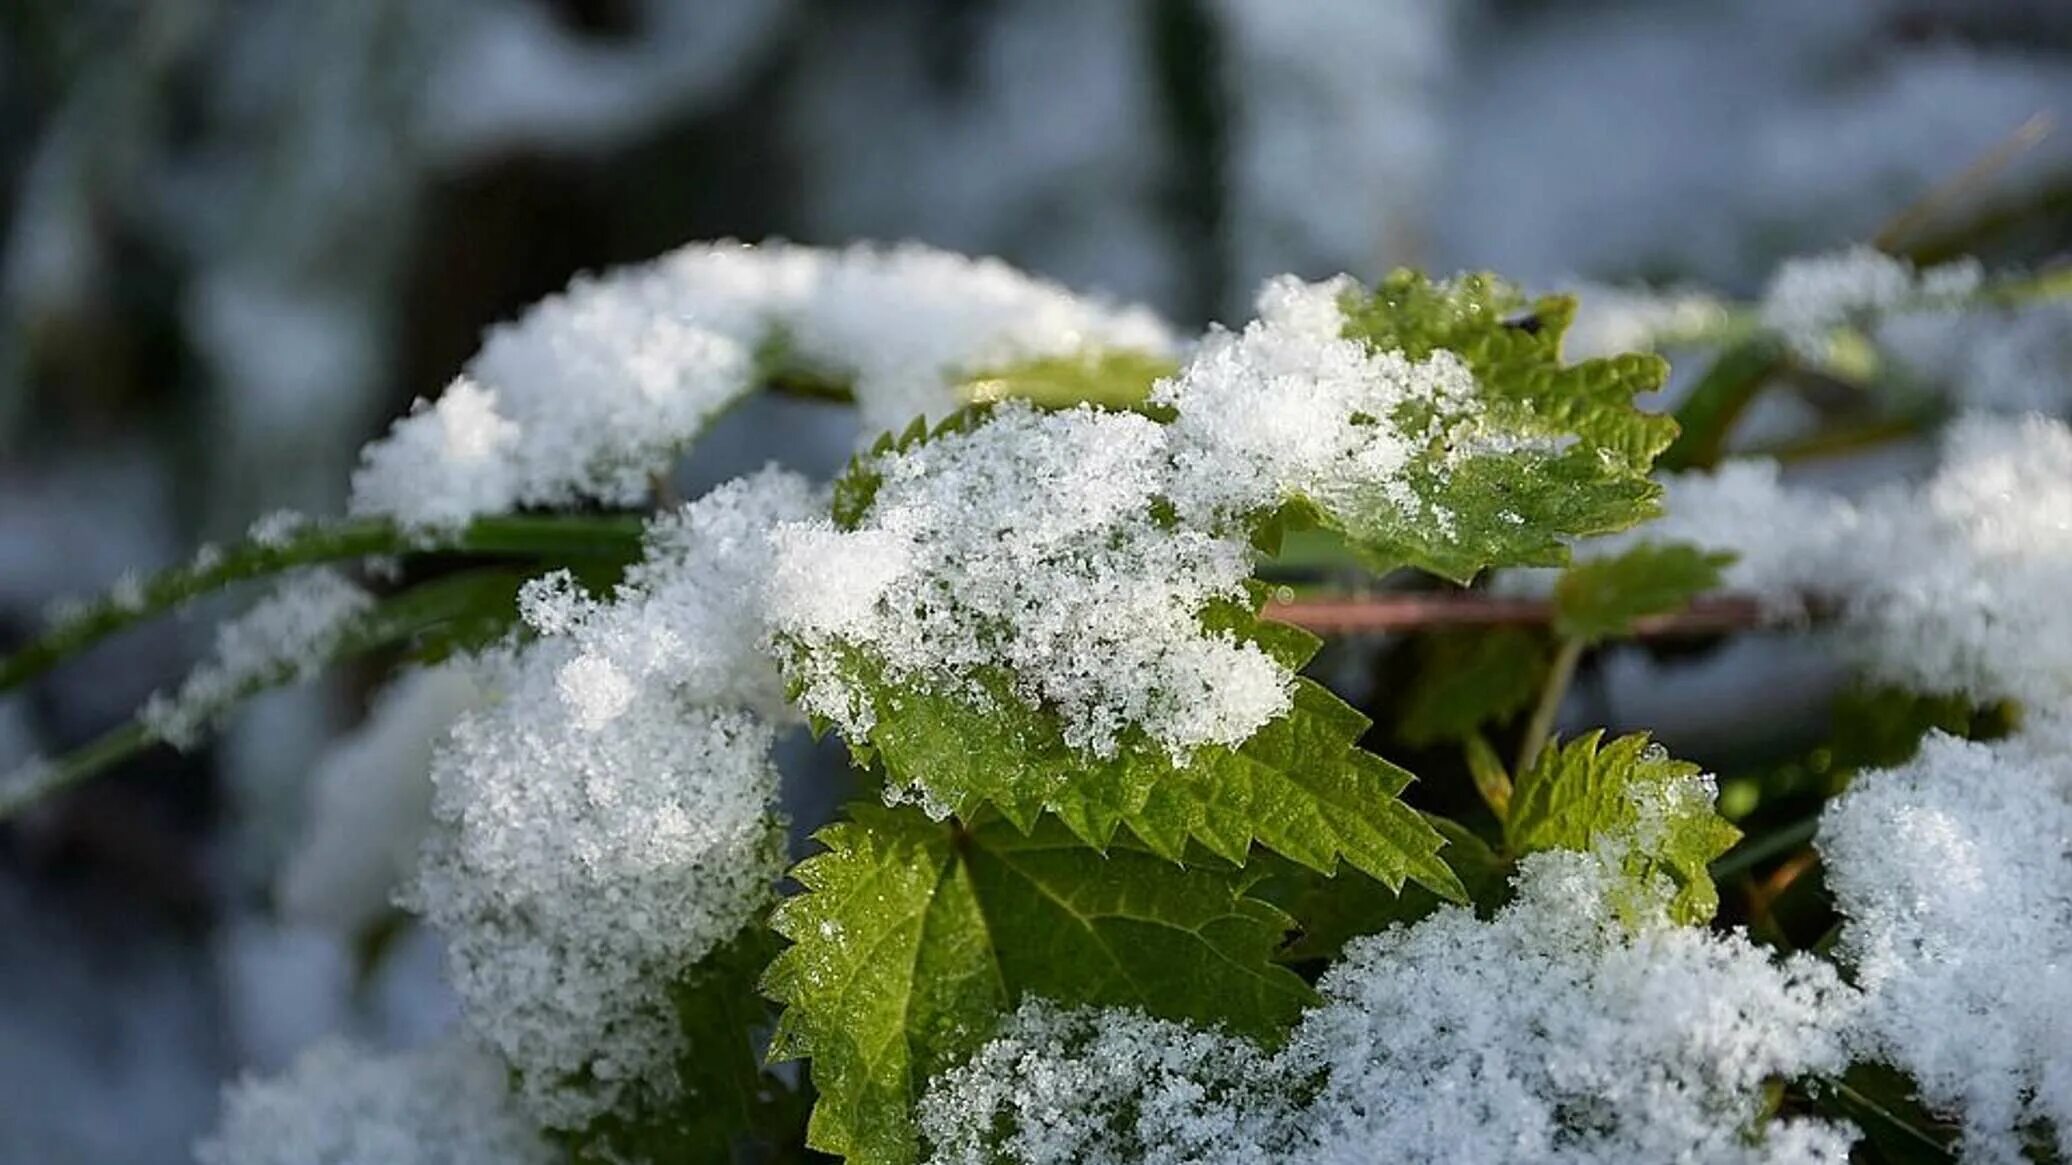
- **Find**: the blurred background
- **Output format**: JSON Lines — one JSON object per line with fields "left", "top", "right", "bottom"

{"left": 1, "top": 2, "right": 2067, "bottom": 1160}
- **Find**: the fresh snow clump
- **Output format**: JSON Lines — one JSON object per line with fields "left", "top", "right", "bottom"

{"left": 770, "top": 403, "right": 1287, "bottom": 763}
{"left": 1819, "top": 732, "right": 2072, "bottom": 1163}
{"left": 918, "top": 999, "right": 1289, "bottom": 1165}
{"left": 1281, "top": 851, "right": 1857, "bottom": 1163}
{"left": 1636, "top": 414, "right": 2072, "bottom": 707}
{"left": 1152, "top": 274, "right": 1479, "bottom": 528}
{"left": 921, "top": 852, "right": 1858, "bottom": 1164}
{"left": 1759, "top": 246, "right": 1980, "bottom": 361}
{"left": 405, "top": 471, "right": 811, "bottom": 1126}
{"left": 196, "top": 1038, "right": 553, "bottom": 1165}
{"left": 349, "top": 241, "right": 1176, "bottom": 532}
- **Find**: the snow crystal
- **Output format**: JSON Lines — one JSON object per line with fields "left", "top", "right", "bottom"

{"left": 349, "top": 241, "right": 1176, "bottom": 532}
{"left": 1819, "top": 731, "right": 2072, "bottom": 1163}
{"left": 195, "top": 1038, "right": 552, "bottom": 1165}
{"left": 921, "top": 851, "right": 1858, "bottom": 1164}
{"left": 277, "top": 665, "right": 484, "bottom": 937}
{"left": 770, "top": 403, "right": 1288, "bottom": 764}
{"left": 1635, "top": 414, "right": 2072, "bottom": 708}
{"left": 404, "top": 471, "right": 809, "bottom": 1127}
{"left": 1759, "top": 246, "right": 1981, "bottom": 361}
{"left": 141, "top": 569, "right": 372, "bottom": 749}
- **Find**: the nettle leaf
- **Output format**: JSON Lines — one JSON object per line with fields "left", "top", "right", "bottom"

{"left": 1257, "top": 817, "right": 1510, "bottom": 965}
{"left": 1554, "top": 541, "right": 1734, "bottom": 642}
{"left": 1397, "top": 625, "right": 1552, "bottom": 746}
{"left": 1327, "top": 271, "right": 1678, "bottom": 582}
{"left": 763, "top": 804, "right": 1312, "bottom": 1164}
{"left": 820, "top": 634, "right": 1462, "bottom": 901}
{"left": 567, "top": 926, "right": 804, "bottom": 1162}
{"left": 1505, "top": 731, "right": 1740, "bottom": 924}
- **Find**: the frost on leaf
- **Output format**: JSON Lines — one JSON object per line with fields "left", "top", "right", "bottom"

{"left": 762, "top": 804, "right": 1312, "bottom": 1165}
{"left": 195, "top": 1038, "right": 554, "bottom": 1165}
{"left": 348, "top": 241, "right": 1177, "bottom": 532}
{"left": 1819, "top": 730, "right": 2072, "bottom": 1163}
{"left": 918, "top": 850, "right": 1859, "bottom": 1165}
{"left": 1505, "top": 732, "right": 1740, "bottom": 924}
{"left": 405, "top": 471, "right": 811, "bottom": 1129}
{"left": 770, "top": 402, "right": 1459, "bottom": 895}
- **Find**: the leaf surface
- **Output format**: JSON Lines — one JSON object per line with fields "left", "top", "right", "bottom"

{"left": 764, "top": 805, "right": 1312, "bottom": 1163}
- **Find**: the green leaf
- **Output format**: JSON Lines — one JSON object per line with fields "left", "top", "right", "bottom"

{"left": 1553, "top": 541, "right": 1733, "bottom": 643}
{"left": 1257, "top": 816, "right": 1510, "bottom": 965}
{"left": 567, "top": 926, "right": 806, "bottom": 1163}
{"left": 815, "top": 630, "right": 1461, "bottom": 902}
{"left": 957, "top": 351, "right": 1181, "bottom": 411}
{"left": 1504, "top": 731, "right": 1740, "bottom": 924}
{"left": 1328, "top": 271, "right": 1677, "bottom": 582}
{"left": 763, "top": 804, "right": 1312, "bottom": 1164}
{"left": 1397, "top": 626, "right": 1552, "bottom": 746}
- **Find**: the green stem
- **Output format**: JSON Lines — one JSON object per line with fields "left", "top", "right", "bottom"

{"left": 1709, "top": 814, "right": 1821, "bottom": 881}
{"left": 0, "top": 513, "right": 642, "bottom": 693}
{"left": 1515, "top": 637, "right": 1584, "bottom": 775}
{"left": 0, "top": 569, "right": 529, "bottom": 820}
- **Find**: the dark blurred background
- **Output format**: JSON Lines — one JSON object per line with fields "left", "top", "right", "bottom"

{"left": 1, "top": 2, "right": 2068, "bottom": 1160}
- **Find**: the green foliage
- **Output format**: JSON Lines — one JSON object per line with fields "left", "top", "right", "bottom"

{"left": 1553, "top": 541, "right": 1734, "bottom": 642}
{"left": 1396, "top": 626, "right": 1551, "bottom": 746}
{"left": 815, "top": 631, "right": 1463, "bottom": 901}
{"left": 1505, "top": 732, "right": 1741, "bottom": 924}
{"left": 569, "top": 927, "right": 806, "bottom": 1163}
{"left": 1324, "top": 271, "right": 1679, "bottom": 582}
{"left": 1259, "top": 817, "right": 1510, "bottom": 965}
{"left": 957, "top": 351, "right": 1181, "bottom": 411}
{"left": 763, "top": 804, "right": 1312, "bottom": 1164}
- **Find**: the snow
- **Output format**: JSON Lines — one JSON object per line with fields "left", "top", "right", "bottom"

{"left": 403, "top": 471, "right": 810, "bottom": 1127}
{"left": 921, "top": 851, "right": 1859, "bottom": 1164}
{"left": 140, "top": 569, "right": 373, "bottom": 750}
{"left": 1628, "top": 414, "right": 2072, "bottom": 708}
{"left": 1819, "top": 731, "right": 2072, "bottom": 1163}
{"left": 349, "top": 241, "right": 1177, "bottom": 532}
{"left": 196, "top": 1038, "right": 553, "bottom": 1165}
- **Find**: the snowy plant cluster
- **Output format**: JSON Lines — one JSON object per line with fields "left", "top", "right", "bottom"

{"left": 772, "top": 275, "right": 1482, "bottom": 766}
{"left": 7, "top": 226, "right": 2072, "bottom": 1165}
{"left": 922, "top": 849, "right": 1860, "bottom": 1165}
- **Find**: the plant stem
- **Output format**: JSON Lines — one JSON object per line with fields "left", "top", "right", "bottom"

{"left": 1710, "top": 814, "right": 1821, "bottom": 880}
{"left": 1515, "top": 637, "right": 1584, "bottom": 775}
{"left": 0, "top": 513, "right": 642, "bottom": 693}
{"left": 1263, "top": 592, "right": 1764, "bottom": 638}
{"left": 0, "top": 569, "right": 532, "bottom": 820}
